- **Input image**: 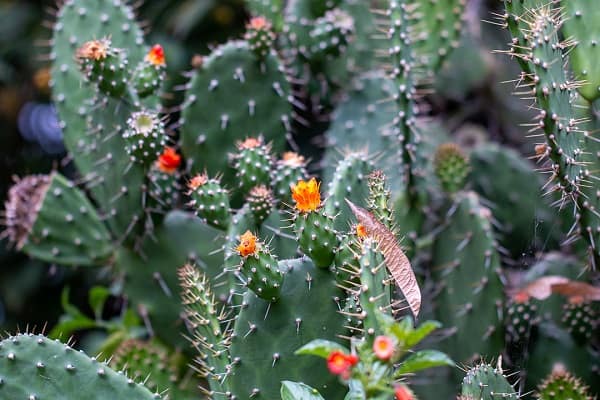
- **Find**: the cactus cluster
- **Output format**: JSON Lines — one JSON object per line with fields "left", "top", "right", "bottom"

{"left": 2, "top": 0, "right": 600, "bottom": 399}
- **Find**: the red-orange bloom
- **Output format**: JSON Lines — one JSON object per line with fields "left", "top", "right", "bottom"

{"left": 356, "top": 223, "right": 367, "bottom": 238}
{"left": 146, "top": 44, "right": 166, "bottom": 66}
{"left": 291, "top": 178, "right": 321, "bottom": 213}
{"left": 188, "top": 174, "right": 208, "bottom": 191}
{"left": 157, "top": 147, "right": 181, "bottom": 174}
{"left": 395, "top": 385, "right": 414, "bottom": 400}
{"left": 237, "top": 231, "right": 257, "bottom": 257}
{"left": 373, "top": 335, "right": 395, "bottom": 361}
{"left": 326, "top": 351, "right": 358, "bottom": 380}
{"left": 513, "top": 291, "right": 530, "bottom": 304}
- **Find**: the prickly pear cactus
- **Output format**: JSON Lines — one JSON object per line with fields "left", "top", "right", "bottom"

{"left": 461, "top": 362, "right": 519, "bottom": 400}
{"left": 536, "top": 369, "right": 593, "bottom": 400}
{"left": 229, "top": 258, "right": 347, "bottom": 399}
{"left": 180, "top": 40, "right": 292, "bottom": 181}
{"left": 0, "top": 333, "right": 160, "bottom": 399}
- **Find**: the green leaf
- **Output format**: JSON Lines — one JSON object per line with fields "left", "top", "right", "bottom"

{"left": 281, "top": 381, "right": 325, "bottom": 400}
{"left": 295, "top": 339, "right": 348, "bottom": 359}
{"left": 395, "top": 350, "right": 455, "bottom": 376}
{"left": 89, "top": 286, "right": 110, "bottom": 320}
{"left": 405, "top": 320, "right": 441, "bottom": 348}
{"left": 48, "top": 315, "right": 97, "bottom": 340}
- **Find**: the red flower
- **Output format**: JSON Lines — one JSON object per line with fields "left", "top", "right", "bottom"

{"left": 146, "top": 44, "right": 166, "bottom": 66}
{"left": 326, "top": 350, "right": 358, "bottom": 380}
{"left": 157, "top": 147, "right": 181, "bottom": 174}
{"left": 373, "top": 335, "right": 395, "bottom": 361}
{"left": 395, "top": 384, "right": 414, "bottom": 400}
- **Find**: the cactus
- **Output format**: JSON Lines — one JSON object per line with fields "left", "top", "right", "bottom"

{"left": 3, "top": 173, "right": 113, "bottom": 266}
{"left": 231, "top": 137, "right": 274, "bottom": 196}
{"left": 561, "top": 299, "right": 598, "bottom": 346}
{"left": 562, "top": 0, "right": 600, "bottom": 102}
{"left": 180, "top": 40, "right": 292, "bottom": 182}
{"left": 431, "top": 191, "right": 505, "bottom": 364}
{"left": 0, "top": 333, "right": 160, "bottom": 399}
{"left": 461, "top": 362, "right": 519, "bottom": 400}
{"left": 536, "top": 369, "right": 593, "bottom": 400}
{"left": 110, "top": 339, "right": 199, "bottom": 399}
{"left": 434, "top": 143, "right": 470, "bottom": 194}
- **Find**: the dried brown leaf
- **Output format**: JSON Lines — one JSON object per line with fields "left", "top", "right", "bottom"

{"left": 551, "top": 281, "right": 600, "bottom": 302}
{"left": 514, "top": 276, "right": 570, "bottom": 300}
{"left": 346, "top": 199, "right": 421, "bottom": 318}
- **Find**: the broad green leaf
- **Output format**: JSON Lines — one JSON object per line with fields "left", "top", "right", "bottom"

{"left": 281, "top": 381, "right": 325, "bottom": 400}
{"left": 295, "top": 339, "right": 349, "bottom": 359}
{"left": 395, "top": 350, "right": 454, "bottom": 376}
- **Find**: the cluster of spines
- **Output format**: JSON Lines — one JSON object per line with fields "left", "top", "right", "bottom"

{"left": 178, "top": 265, "right": 232, "bottom": 399}
{"left": 536, "top": 369, "right": 593, "bottom": 400}
{"left": 434, "top": 143, "right": 470, "bottom": 194}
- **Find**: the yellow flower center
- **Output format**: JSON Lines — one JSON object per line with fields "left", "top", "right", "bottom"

{"left": 291, "top": 178, "right": 321, "bottom": 213}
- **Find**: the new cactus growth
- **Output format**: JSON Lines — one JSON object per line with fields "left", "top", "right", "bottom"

{"left": 187, "top": 174, "right": 231, "bottom": 230}
{"left": 133, "top": 44, "right": 166, "bottom": 98}
{"left": 123, "top": 111, "right": 166, "bottom": 167}
{"left": 76, "top": 38, "right": 130, "bottom": 97}
{"left": 434, "top": 143, "right": 470, "bottom": 194}
{"left": 536, "top": 369, "right": 593, "bottom": 400}
{"left": 232, "top": 137, "right": 274, "bottom": 195}
{"left": 461, "top": 362, "right": 519, "bottom": 400}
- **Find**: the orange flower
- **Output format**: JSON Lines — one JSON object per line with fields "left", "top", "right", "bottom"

{"left": 156, "top": 147, "right": 181, "bottom": 174}
{"left": 291, "top": 178, "right": 321, "bottom": 213}
{"left": 77, "top": 40, "right": 108, "bottom": 61}
{"left": 326, "top": 351, "right": 358, "bottom": 380}
{"left": 373, "top": 335, "right": 395, "bottom": 361}
{"left": 188, "top": 174, "right": 208, "bottom": 191}
{"left": 394, "top": 385, "right": 414, "bottom": 400}
{"left": 145, "top": 44, "right": 166, "bottom": 66}
{"left": 248, "top": 16, "right": 269, "bottom": 30}
{"left": 237, "top": 230, "right": 257, "bottom": 257}
{"left": 513, "top": 291, "right": 530, "bottom": 304}
{"left": 280, "top": 152, "right": 305, "bottom": 167}
{"left": 237, "top": 137, "right": 262, "bottom": 150}
{"left": 356, "top": 224, "right": 367, "bottom": 238}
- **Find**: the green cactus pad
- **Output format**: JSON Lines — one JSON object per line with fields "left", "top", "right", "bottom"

{"left": 232, "top": 137, "right": 274, "bottom": 196}
{"left": 561, "top": 300, "right": 598, "bottom": 346}
{"left": 562, "top": 0, "right": 600, "bottom": 102}
{"left": 431, "top": 191, "right": 505, "bottom": 364}
{"left": 238, "top": 236, "right": 285, "bottom": 301}
{"left": 461, "top": 362, "right": 519, "bottom": 400}
{"left": 309, "top": 8, "right": 354, "bottom": 59}
{"left": 180, "top": 41, "right": 292, "bottom": 181}
{"left": 295, "top": 210, "right": 339, "bottom": 268}
{"left": 536, "top": 370, "right": 593, "bottom": 400}
{"left": 247, "top": 0, "right": 285, "bottom": 31}
{"left": 412, "top": 0, "right": 467, "bottom": 75}
{"left": 0, "top": 333, "right": 160, "bottom": 399}
{"left": 4, "top": 173, "right": 113, "bottom": 267}
{"left": 76, "top": 38, "right": 131, "bottom": 98}
{"left": 187, "top": 174, "right": 231, "bottom": 230}
{"left": 122, "top": 111, "right": 166, "bottom": 167}
{"left": 324, "top": 151, "right": 372, "bottom": 231}
{"left": 229, "top": 257, "right": 347, "bottom": 399}
{"left": 247, "top": 185, "right": 275, "bottom": 224}
{"left": 506, "top": 298, "right": 539, "bottom": 344}
{"left": 51, "top": 0, "right": 149, "bottom": 238}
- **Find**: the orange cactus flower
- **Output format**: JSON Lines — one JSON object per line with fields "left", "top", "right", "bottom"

{"left": 373, "top": 335, "right": 395, "bottom": 361}
{"left": 280, "top": 152, "right": 306, "bottom": 167}
{"left": 237, "top": 137, "right": 263, "bottom": 150}
{"left": 146, "top": 44, "right": 166, "bottom": 66}
{"left": 513, "top": 291, "right": 530, "bottom": 304}
{"left": 291, "top": 178, "right": 321, "bottom": 213}
{"left": 356, "top": 224, "right": 367, "bottom": 238}
{"left": 394, "top": 385, "right": 414, "bottom": 400}
{"left": 248, "top": 16, "right": 270, "bottom": 30}
{"left": 326, "top": 350, "right": 358, "bottom": 380}
{"left": 77, "top": 40, "right": 108, "bottom": 61}
{"left": 188, "top": 174, "right": 208, "bottom": 191}
{"left": 156, "top": 147, "right": 181, "bottom": 174}
{"left": 237, "top": 230, "right": 257, "bottom": 257}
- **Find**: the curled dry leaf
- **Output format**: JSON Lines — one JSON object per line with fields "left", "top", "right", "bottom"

{"left": 345, "top": 199, "right": 421, "bottom": 318}
{"left": 550, "top": 281, "right": 600, "bottom": 302}
{"left": 511, "top": 276, "right": 570, "bottom": 301}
